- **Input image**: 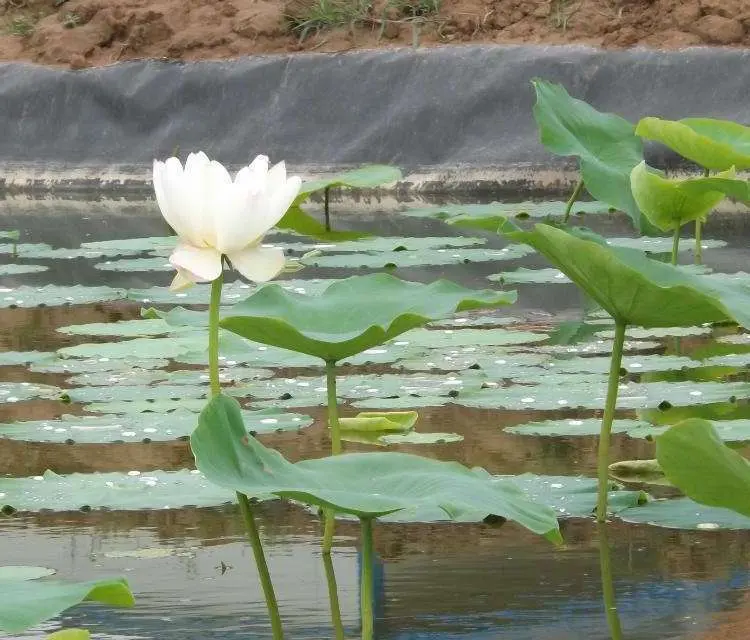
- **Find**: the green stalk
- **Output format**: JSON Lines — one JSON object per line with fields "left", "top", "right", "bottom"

{"left": 597, "top": 521, "right": 624, "bottom": 640}
{"left": 325, "top": 360, "right": 342, "bottom": 455}
{"left": 695, "top": 167, "right": 710, "bottom": 265}
{"left": 208, "top": 273, "right": 284, "bottom": 640}
{"left": 238, "top": 493, "right": 285, "bottom": 640}
{"left": 562, "top": 178, "right": 585, "bottom": 223}
{"left": 596, "top": 321, "right": 626, "bottom": 523}
{"left": 360, "top": 517, "right": 375, "bottom": 640}
{"left": 322, "top": 549, "right": 345, "bottom": 640}
{"left": 324, "top": 186, "right": 332, "bottom": 232}
{"left": 322, "top": 359, "right": 342, "bottom": 553}
{"left": 208, "top": 274, "right": 223, "bottom": 397}
{"left": 671, "top": 226, "right": 680, "bottom": 266}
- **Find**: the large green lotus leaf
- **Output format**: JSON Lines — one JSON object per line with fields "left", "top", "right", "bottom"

{"left": 502, "top": 222, "right": 750, "bottom": 328}
{"left": 0, "top": 285, "right": 126, "bottom": 308}
{"left": 0, "top": 468, "right": 234, "bottom": 511}
{"left": 617, "top": 497, "right": 750, "bottom": 530}
{"left": 276, "top": 206, "right": 369, "bottom": 241}
{"left": 0, "top": 263, "right": 48, "bottom": 275}
{"left": 220, "top": 273, "right": 517, "bottom": 361}
{"left": 191, "top": 394, "right": 561, "bottom": 541}
{"left": 402, "top": 200, "right": 611, "bottom": 224}
{"left": 302, "top": 245, "right": 533, "bottom": 269}
{"left": 531, "top": 78, "right": 651, "bottom": 232}
{"left": 0, "top": 572, "right": 134, "bottom": 634}
{"left": 656, "top": 418, "right": 750, "bottom": 518}
{"left": 380, "top": 473, "right": 645, "bottom": 522}
{"left": 630, "top": 162, "right": 748, "bottom": 231}
{"left": 636, "top": 117, "right": 750, "bottom": 171}
{"left": 295, "top": 165, "right": 402, "bottom": 202}
{"left": 0, "top": 408, "right": 311, "bottom": 443}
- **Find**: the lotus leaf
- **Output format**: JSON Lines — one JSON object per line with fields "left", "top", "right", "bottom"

{"left": 276, "top": 206, "right": 369, "bottom": 241}
{"left": 636, "top": 117, "right": 750, "bottom": 171}
{"left": 220, "top": 273, "right": 516, "bottom": 361}
{"left": 617, "top": 497, "right": 750, "bottom": 530}
{"left": 630, "top": 162, "right": 748, "bottom": 231}
{"left": 531, "top": 78, "right": 651, "bottom": 232}
{"left": 191, "top": 394, "right": 561, "bottom": 542}
{"left": 656, "top": 418, "right": 750, "bottom": 518}
{"left": 0, "top": 263, "right": 48, "bottom": 275}
{"left": 294, "top": 165, "right": 402, "bottom": 204}
{"left": 501, "top": 222, "right": 750, "bottom": 328}
{"left": 0, "top": 285, "right": 125, "bottom": 308}
{"left": 403, "top": 200, "right": 610, "bottom": 223}
{"left": 338, "top": 411, "right": 418, "bottom": 433}
{"left": 607, "top": 459, "right": 669, "bottom": 486}
{"left": 0, "top": 570, "right": 133, "bottom": 633}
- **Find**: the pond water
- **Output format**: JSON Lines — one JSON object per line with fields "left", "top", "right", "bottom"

{"left": 3, "top": 196, "right": 750, "bottom": 639}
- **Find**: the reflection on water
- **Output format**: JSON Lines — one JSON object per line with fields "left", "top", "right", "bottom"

{"left": 4, "top": 200, "right": 750, "bottom": 638}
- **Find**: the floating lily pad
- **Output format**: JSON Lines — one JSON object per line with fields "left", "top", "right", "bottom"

{"left": 505, "top": 418, "right": 642, "bottom": 437}
{"left": 0, "top": 381, "right": 61, "bottom": 404}
{"left": 607, "top": 236, "right": 726, "bottom": 253}
{"left": 607, "top": 459, "right": 669, "bottom": 486}
{"left": 546, "top": 354, "right": 697, "bottom": 375}
{"left": 220, "top": 274, "right": 517, "bottom": 362}
{"left": 288, "top": 235, "right": 488, "bottom": 253}
{"left": 95, "top": 257, "right": 174, "bottom": 272}
{"left": 0, "top": 263, "right": 48, "bottom": 275}
{"left": 0, "top": 285, "right": 126, "bottom": 308}
{"left": 0, "top": 468, "right": 234, "bottom": 512}
{"left": 58, "top": 318, "right": 193, "bottom": 337}
{"left": 402, "top": 200, "right": 610, "bottom": 222}
{"left": 58, "top": 335, "right": 204, "bottom": 360}
{"left": 276, "top": 206, "right": 369, "bottom": 241}
{"left": 617, "top": 497, "right": 750, "bottom": 530}
{"left": 378, "top": 431, "right": 463, "bottom": 445}
{"left": 489, "top": 268, "right": 571, "bottom": 285}
{"left": 80, "top": 236, "right": 178, "bottom": 256}
{"left": 191, "top": 394, "right": 561, "bottom": 541}
{"left": 338, "top": 411, "right": 418, "bottom": 433}
{"left": 594, "top": 326, "right": 712, "bottom": 339}
{"left": 0, "top": 408, "right": 311, "bottom": 443}
{"left": 0, "top": 351, "right": 54, "bottom": 366}
{"left": 303, "top": 245, "right": 534, "bottom": 269}
{"left": 84, "top": 398, "right": 208, "bottom": 414}
{"left": 31, "top": 357, "right": 171, "bottom": 375}
{"left": 0, "top": 570, "right": 134, "bottom": 634}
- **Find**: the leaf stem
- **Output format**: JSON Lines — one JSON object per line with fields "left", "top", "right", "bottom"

{"left": 671, "top": 226, "right": 680, "bottom": 266}
{"left": 208, "top": 273, "right": 283, "bottom": 640}
{"left": 695, "top": 167, "right": 710, "bottom": 265}
{"left": 208, "top": 273, "right": 223, "bottom": 397}
{"left": 360, "top": 517, "right": 375, "bottom": 640}
{"left": 597, "top": 521, "right": 624, "bottom": 640}
{"left": 596, "top": 321, "right": 626, "bottom": 522}
{"left": 323, "top": 359, "right": 342, "bottom": 553}
{"left": 238, "top": 493, "right": 285, "bottom": 640}
{"left": 325, "top": 360, "right": 342, "bottom": 455}
{"left": 562, "top": 178, "right": 585, "bottom": 223}
{"left": 324, "top": 186, "right": 332, "bottom": 232}
{"left": 322, "top": 549, "right": 345, "bottom": 640}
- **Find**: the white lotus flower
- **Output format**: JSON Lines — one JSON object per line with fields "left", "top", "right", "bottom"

{"left": 153, "top": 151, "right": 302, "bottom": 290}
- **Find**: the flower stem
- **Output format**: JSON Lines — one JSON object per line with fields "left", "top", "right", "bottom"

{"left": 208, "top": 273, "right": 284, "bottom": 640}
{"left": 563, "top": 178, "right": 585, "bottom": 223}
{"left": 322, "top": 549, "right": 345, "bottom": 640}
{"left": 597, "top": 521, "right": 624, "bottom": 640}
{"left": 360, "top": 517, "right": 375, "bottom": 640}
{"left": 208, "top": 273, "right": 223, "bottom": 397}
{"left": 596, "top": 321, "right": 626, "bottom": 523}
{"left": 322, "top": 359, "right": 342, "bottom": 554}
{"left": 671, "top": 226, "right": 680, "bottom": 266}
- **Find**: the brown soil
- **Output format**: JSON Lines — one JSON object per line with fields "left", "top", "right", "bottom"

{"left": 0, "top": 0, "right": 748, "bottom": 68}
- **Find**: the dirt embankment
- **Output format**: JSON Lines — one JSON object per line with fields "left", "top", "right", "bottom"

{"left": 0, "top": 0, "right": 748, "bottom": 68}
